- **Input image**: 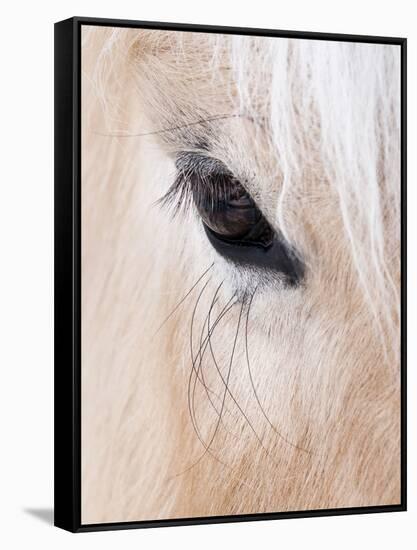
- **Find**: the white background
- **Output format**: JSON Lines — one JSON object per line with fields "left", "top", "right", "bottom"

{"left": 0, "top": 0, "right": 414, "bottom": 548}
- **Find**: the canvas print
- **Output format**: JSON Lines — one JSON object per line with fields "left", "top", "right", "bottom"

{"left": 79, "top": 24, "right": 402, "bottom": 525}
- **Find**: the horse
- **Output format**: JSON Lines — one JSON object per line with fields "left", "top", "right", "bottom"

{"left": 80, "top": 26, "right": 401, "bottom": 523}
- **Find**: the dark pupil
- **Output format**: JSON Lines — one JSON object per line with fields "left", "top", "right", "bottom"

{"left": 192, "top": 176, "right": 273, "bottom": 246}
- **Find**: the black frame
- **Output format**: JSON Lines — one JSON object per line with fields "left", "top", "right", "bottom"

{"left": 54, "top": 16, "right": 407, "bottom": 533}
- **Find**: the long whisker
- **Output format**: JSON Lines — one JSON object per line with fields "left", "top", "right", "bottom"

{"left": 188, "top": 277, "right": 213, "bottom": 447}
{"left": 191, "top": 286, "right": 222, "bottom": 421}
{"left": 93, "top": 113, "right": 243, "bottom": 139}
{"left": 179, "top": 280, "right": 242, "bottom": 475}
{"left": 191, "top": 290, "right": 240, "bottom": 438}
{"left": 245, "top": 287, "right": 311, "bottom": 455}
{"left": 182, "top": 296, "right": 246, "bottom": 477}
{"left": 204, "top": 295, "right": 246, "bottom": 457}
{"left": 188, "top": 283, "right": 220, "bottom": 447}
{"left": 197, "top": 296, "right": 239, "bottom": 420}
{"left": 207, "top": 295, "right": 283, "bottom": 467}
{"left": 152, "top": 263, "right": 214, "bottom": 336}
{"left": 188, "top": 283, "right": 237, "bottom": 447}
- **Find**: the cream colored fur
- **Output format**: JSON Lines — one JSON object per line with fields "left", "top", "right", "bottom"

{"left": 80, "top": 27, "right": 401, "bottom": 523}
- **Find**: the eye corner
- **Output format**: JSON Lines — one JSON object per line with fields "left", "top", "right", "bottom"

{"left": 203, "top": 222, "right": 304, "bottom": 286}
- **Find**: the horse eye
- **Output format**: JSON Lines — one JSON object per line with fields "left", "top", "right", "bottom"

{"left": 192, "top": 177, "right": 274, "bottom": 248}
{"left": 171, "top": 153, "right": 303, "bottom": 284}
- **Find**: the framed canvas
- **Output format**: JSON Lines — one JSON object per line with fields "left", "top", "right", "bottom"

{"left": 54, "top": 16, "right": 407, "bottom": 532}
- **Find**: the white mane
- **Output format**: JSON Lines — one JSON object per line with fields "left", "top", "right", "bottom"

{"left": 229, "top": 36, "right": 401, "bottom": 360}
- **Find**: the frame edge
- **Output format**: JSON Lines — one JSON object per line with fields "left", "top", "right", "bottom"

{"left": 53, "top": 15, "right": 407, "bottom": 533}
{"left": 54, "top": 17, "right": 81, "bottom": 533}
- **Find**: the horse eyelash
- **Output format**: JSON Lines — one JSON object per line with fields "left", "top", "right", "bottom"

{"left": 157, "top": 154, "right": 233, "bottom": 217}
{"left": 157, "top": 169, "right": 195, "bottom": 215}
